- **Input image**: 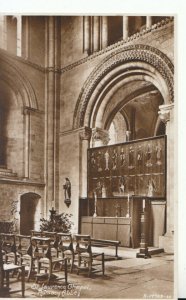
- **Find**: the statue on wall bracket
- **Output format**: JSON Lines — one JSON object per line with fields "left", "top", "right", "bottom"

{"left": 63, "top": 178, "right": 71, "bottom": 207}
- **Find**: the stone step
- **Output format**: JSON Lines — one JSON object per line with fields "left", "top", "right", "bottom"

{"left": 148, "top": 247, "right": 164, "bottom": 255}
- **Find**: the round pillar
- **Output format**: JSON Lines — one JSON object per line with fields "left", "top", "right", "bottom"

{"left": 93, "top": 16, "right": 100, "bottom": 52}
{"left": 79, "top": 127, "right": 92, "bottom": 198}
{"left": 83, "top": 16, "right": 90, "bottom": 53}
{"left": 146, "top": 16, "right": 152, "bottom": 28}
{"left": 123, "top": 16, "right": 129, "bottom": 40}
{"left": 101, "top": 16, "right": 108, "bottom": 49}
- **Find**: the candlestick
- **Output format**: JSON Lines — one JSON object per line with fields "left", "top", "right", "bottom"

{"left": 94, "top": 192, "right": 97, "bottom": 202}
{"left": 93, "top": 192, "right": 97, "bottom": 217}
{"left": 126, "top": 194, "right": 130, "bottom": 218}
{"left": 142, "top": 199, "right": 145, "bottom": 211}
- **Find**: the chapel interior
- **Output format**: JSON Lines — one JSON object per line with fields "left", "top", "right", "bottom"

{"left": 0, "top": 15, "right": 174, "bottom": 296}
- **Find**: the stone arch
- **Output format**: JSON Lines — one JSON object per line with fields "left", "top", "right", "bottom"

{"left": 0, "top": 52, "right": 38, "bottom": 109}
{"left": 73, "top": 44, "right": 174, "bottom": 129}
{"left": 19, "top": 192, "right": 42, "bottom": 235}
{"left": 0, "top": 52, "right": 38, "bottom": 172}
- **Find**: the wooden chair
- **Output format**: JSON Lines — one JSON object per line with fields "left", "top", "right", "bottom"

{"left": 75, "top": 234, "right": 105, "bottom": 277}
{"left": 57, "top": 233, "right": 75, "bottom": 273}
{"left": 32, "top": 236, "right": 68, "bottom": 285}
{"left": 16, "top": 234, "right": 37, "bottom": 282}
{"left": 0, "top": 233, "right": 17, "bottom": 265}
{"left": 0, "top": 240, "right": 25, "bottom": 298}
{"left": 42, "top": 231, "right": 59, "bottom": 256}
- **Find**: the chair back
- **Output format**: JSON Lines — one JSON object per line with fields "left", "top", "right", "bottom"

{"left": 42, "top": 231, "right": 58, "bottom": 249}
{"left": 0, "top": 233, "right": 16, "bottom": 254}
{"left": 31, "top": 237, "right": 52, "bottom": 260}
{"left": 57, "top": 233, "right": 73, "bottom": 252}
{"left": 30, "top": 230, "right": 43, "bottom": 237}
{"left": 16, "top": 235, "right": 32, "bottom": 256}
{"left": 75, "top": 234, "right": 92, "bottom": 254}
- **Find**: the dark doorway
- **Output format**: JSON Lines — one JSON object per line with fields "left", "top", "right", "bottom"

{"left": 20, "top": 192, "right": 41, "bottom": 235}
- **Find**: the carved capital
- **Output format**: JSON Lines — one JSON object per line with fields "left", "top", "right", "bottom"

{"left": 158, "top": 103, "right": 174, "bottom": 124}
{"left": 79, "top": 127, "right": 92, "bottom": 140}
{"left": 92, "top": 127, "right": 110, "bottom": 146}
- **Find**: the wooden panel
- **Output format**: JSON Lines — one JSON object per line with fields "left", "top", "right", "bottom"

{"left": 130, "top": 198, "right": 141, "bottom": 248}
{"left": 87, "top": 135, "right": 166, "bottom": 199}
{"left": 93, "top": 223, "right": 117, "bottom": 240}
{"left": 118, "top": 218, "right": 130, "bottom": 225}
{"left": 81, "top": 222, "right": 93, "bottom": 236}
{"left": 81, "top": 217, "right": 93, "bottom": 222}
{"left": 151, "top": 201, "right": 166, "bottom": 247}
{"left": 104, "top": 218, "right": 117, "bottom": 224}
{"left": 118, "top": 224, "right": 130, "bottom": 247}
{"left": 93, "top": 218, "right": 105, "bottom": 224}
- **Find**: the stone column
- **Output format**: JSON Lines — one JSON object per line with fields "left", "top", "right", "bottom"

{"left": 83, "top": 16, "right": 90, "bottom": 53}
{"left": 79, "top": 127, "right": 92, "bottom": 198}
{"left": 93, "top": 16, "right": 100, "bottom": 52}
{"left": 158, "top": 103, "right": 174, "bottom": 253}
{"left": 45, "top": 16, "right": 55, "bottom": 214}
{"left": 126, "top": 130, "right": 131, "bottom": 141}
{"left": 91, "top": 127, "right": 110, "bottom": 147}
{"left": 23, "top": 107, "right": 31, "bottom": 178}
{"left": 146, "top": 16, "right": 152, "bottom": 28}
{"left": 24, "top": 16, "right": 30, "bottom": 59}
{"left": 123, "top": 16, "right": 129, "bottom": 40}
{"left": 101, "top": 16, "right": 108, "bottom": 49}
{"left": 17, "top": 16, "right": 22, "bottom": 57}
{"left": 0, "top": 16, "right": 4, "bottom": 49}
{"left": 0, "top": 16, "right": 7, "bottom": 50}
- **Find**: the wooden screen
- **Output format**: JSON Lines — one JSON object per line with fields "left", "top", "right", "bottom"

{"left": 87, "top": 135, "right": 166, "bottom": 199}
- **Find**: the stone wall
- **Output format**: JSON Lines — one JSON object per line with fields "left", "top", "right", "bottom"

{"left": 0, "top": 180, "right": 45, "bottom": 232}
{"left": 59, "top": 130, "right": 80, "bottom": 231}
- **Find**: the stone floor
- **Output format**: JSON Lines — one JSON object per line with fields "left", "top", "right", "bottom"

{"left": 2, "top": 247, "right": 174, "bottom": 299}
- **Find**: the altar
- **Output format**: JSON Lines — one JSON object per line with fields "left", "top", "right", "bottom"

{"left": 81, "top": 216, "right": 133, "bottom": 247}
{"left": 79, "top": 196, "right": 166, "bottom": 248}
{"left": 79, "top": 196, "right": 142, "bottom": 248}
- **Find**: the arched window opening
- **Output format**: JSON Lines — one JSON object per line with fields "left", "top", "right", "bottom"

{"left": 108, "top": 111, "right": 127, "bottom": 145}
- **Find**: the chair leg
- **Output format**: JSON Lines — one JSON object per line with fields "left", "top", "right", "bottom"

{"left": 77, "top": 254, "right": 81, "bottom": 274}
{"left": 27, "top": 258, "right": 33, "bottom": 282}
{"left": 64, "top": 259, "right": 68, "bottom": 287}
{"left": 88, "top": 259, "right": 92, "bottom": 277}
{"left": 21, "top": 266, "right": 25, "bottom": 298}
{"left": 47, "top": 261, "right": 52, "bottom": 284}
{"left": 102, "top": 253, "right": 105, "bottom": 276}
{"left": 70, "top": 253, "right": 74, "bottom": 273}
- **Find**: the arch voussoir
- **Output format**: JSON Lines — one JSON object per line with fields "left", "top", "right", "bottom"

{"left": 73, "top": 44, "right": 174, "bottom": 129}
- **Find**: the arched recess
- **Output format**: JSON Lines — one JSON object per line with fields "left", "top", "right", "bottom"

{"left": 0, "top": 52, "right": 38, "bottom": 175}
{"left": 0, "top": 52, "right": 38, "bottom": 109}
{"left": 20, "top": 192, "right": 41, "bottom": 235}
{"left": 73, "top": 44, "right": 174, "bottom": 130}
